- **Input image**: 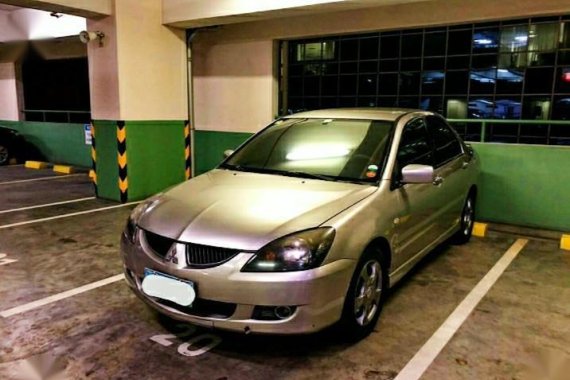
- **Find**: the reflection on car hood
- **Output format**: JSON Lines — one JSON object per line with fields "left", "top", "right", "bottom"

{"left": 138, "top": 169, "right": 377, "bottom": 251}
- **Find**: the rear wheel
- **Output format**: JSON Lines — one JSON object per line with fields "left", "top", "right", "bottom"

{"left": 453, "top": 192, "right": 476, "bottom": 245}
{"left": 339, "top": 247, "right": 388, "bottom": 340}
{"left": 0, "top": 144, "right": 10, "bottom": 166}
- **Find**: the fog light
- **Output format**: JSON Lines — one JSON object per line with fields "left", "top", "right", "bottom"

{"left": 252, "top": 306, "right": 297, "bottom": 320}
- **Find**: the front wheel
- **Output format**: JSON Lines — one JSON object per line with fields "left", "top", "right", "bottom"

{"left": 452, "top": 192, "right": 476, "bottom": 245}
{"left": 0, "top": 144, "right": 10, "bottom": 166}
{"left": 339, "top": 248, "right": 388, "bottom": 340}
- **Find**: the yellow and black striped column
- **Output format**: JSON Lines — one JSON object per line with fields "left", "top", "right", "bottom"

{"left": 90, "top": 122, "right": 98, "bottom": 196}
{"left": 184, "top": 121, "right": 191, "bottom": 180}
{"left": 117, "top": 121, "right": 128, "bottom": 203}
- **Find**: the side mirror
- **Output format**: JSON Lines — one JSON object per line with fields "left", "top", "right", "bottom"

{"left": 223, "top": 149, "right": 234, "bottom": 159}
{"left": 401, "top": 164, "right": 434, "bottom": 184}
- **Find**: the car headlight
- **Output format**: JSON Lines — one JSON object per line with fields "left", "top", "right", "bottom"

{"left": 123, "top": 194, "right": 162, "bottom": 243}
{"left": 241, "top": 228, "right": 336, "bottom": 272}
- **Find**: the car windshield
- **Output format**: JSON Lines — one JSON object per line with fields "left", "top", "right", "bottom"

{"left": 220, "top": 118, "right": 394, "bottom": 183}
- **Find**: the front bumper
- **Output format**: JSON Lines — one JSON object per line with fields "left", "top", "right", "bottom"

{"left": 121, "top": 234, "right": 356, "bottom": 334}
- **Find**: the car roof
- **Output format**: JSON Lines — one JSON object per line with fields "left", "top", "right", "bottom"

{"left": 283, "top": 108, "right": 427, "bottom": 121}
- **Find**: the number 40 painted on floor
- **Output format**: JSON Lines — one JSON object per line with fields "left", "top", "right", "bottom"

{"left": 0, "top": 253, "right": 17, "bottom": 266}
{"left": 150, "top": 324, "right": 222, "bottom": 357}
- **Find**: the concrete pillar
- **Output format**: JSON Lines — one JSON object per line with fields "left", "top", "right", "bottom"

{"left": 0, "top": 62, "right": 22, "bottom": 121}
{"left": 87, "top": 0, "right": 188, "bottom": 202}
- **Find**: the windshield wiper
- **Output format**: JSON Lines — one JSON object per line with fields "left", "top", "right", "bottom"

{"left": 279, "top": 171, "right": 337, "bottom": 181}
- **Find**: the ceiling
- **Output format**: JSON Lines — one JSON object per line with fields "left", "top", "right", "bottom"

{"left": 0, "top": 3, "right": 20, "bottom": 12}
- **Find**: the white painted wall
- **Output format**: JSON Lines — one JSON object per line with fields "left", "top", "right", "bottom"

{"left": 0, "top": 8, "right": 85, "bottom": 42}
{"left": 0, "top": 63, "right": 21, "bottom": 121}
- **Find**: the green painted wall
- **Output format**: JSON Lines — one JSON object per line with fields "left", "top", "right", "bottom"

{"left": 0, "top": 120, "right": 91, "bottom": 167}
{"left": 192, "top": 130, "right": 570, "bottom": 232}
{"left": 471, "top": 143, "right": 570, "bottom": 232}
{"left": 127, "top": 121, "right": 186, "bottom": 200}
{"left": 194, "top": 130, "right": 253, "bottom": 175}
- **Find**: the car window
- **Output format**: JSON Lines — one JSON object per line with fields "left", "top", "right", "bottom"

{"left": 396, "top": 118, "right": 434, "bottom": 169}
{"left": 426, "top": 116, "right": 463, "bottom": 167}
{"left": 223, "top": 118, "right": 394, "bottom": 182}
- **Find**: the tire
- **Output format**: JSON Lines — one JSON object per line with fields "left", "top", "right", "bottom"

{"left": 339, "top": 247, "right": 388, "bottom": 340}
{"left": 0, "top": 144, "right": 10, "bottom": 166}
{"left": 452, "top": 191, "right": 476, "bottom": 245}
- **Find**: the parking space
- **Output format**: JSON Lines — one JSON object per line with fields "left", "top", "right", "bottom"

{"left": 0, "top": 166, "right": 568, "bottom": 380}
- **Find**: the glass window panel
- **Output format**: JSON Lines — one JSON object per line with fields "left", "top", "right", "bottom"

{"left": 525, "top": 67, "right": 554, "bottom": 93}
{"left": 527, "top": 51, "right": 556, "bottom": 66}
{"left": 303, "top": 76, "right": 320, "bottom": 96}
{"left": 420, "top": 96, "right": 444, "bottom": 113}
{"left": 378, "top": 73, "right": 399, "bottom": 95}
{"left": 445, "top": 98, "right": 468, "bottom": 118}
{"left": 401, "top": 34, "right": 423, "bottom": 57}
{"left": 289, "top": 64, "right": 303, "bottom": 76}
{"left": 303, "top": 42, "right": 323, "bottom": 61}
{"left": 399, "top": 72, "right": 420, "bottom": 95}
{"left": 470, "top": 70, "right": 496, "bottom": 94}
{"left": 425, "top": 116, "right": 463, "bottom": 165}
{"left": 303, "top": 97, "right": 320, "bottom": 110}
{"left": 398, "top": 96, "right": 420, "bottom": 108}
{"left": 288, "top": 97, "right": 303, "bottom": 113}
{"left": 559, "top": 50, "right": 570, "bottom": 65}
{"left": 360, "top": 37, "right": 379, "bottom": 60}
{"left": 446, "top": 55, "right": 470, "bottom": 69}
{"left": 424, "top": 32, "right": 446, "bottom": 56}
{"left": 472, "top": 54, "right": 498, "bottom": 69}
{"left": 520, "top": 122, "right": 548, "bottom": 138}
{"left": 339, "top": 75, "right": 357, "bottom": 95}
{"left": 555, "top": 67, "right": 570, "bottom": 93}
{"left": 379, "top": 59, "right": 399, "bottom": 71}
{"left": 320, "top": 97, "right": 338, "bottom": 109}
{"left": 496, "top": 68, "right": 524, "bottom": 94}
{"left": 528, "top": 23, "right": 558, "bottom": 51}
{"left": 422, "top": 71, "right": 445, "bottom": 94}
{"left": 423, "top": 57, "right": 445, "bottom": 70}
{"left": 290, "top": 42, "right": 303, "bottom": 62}
{"left": 358, "top": 74, "right": 377, "bottom": 95}
{"left": 380, "top": 35, "right": 401, "bottom": 58}
{"left": 494, "top": 97, "right": 522, "bottom": 119}
{"left": 338, "top": 96, "right": 357, "bottom": 107}
{"left": 468, "top": 97, "right": 494, "bottom": 118}
{"left": 357, "top": 96, "right": 377, "bottom": 107}
{"left": 500, "top": 25, "right": 529, "bottom": 53}
{"left": 359, "top": 60, "right": 378, "bottom": 73}
{"left": 340, "top": 39, "right": 358, "bottom": 61}
{"left": 288, "top": 77, "right": 303, "bottom": 96}
{"left": 322, "top": 41, "right": 336, "bottom": 60}
{"left": 304, "top": 63, "right": 325, "bottom": 76}
{"left": 560, "top": 23, "right": 570, "bottom": 49}
{"left": 448, "top": 30, "right": 473, "bottom": 55}
{"left": 473, "top": 29, "right": 500, "bottom": 54}
{"left": 321, "top": 76, "right": 338, "bottom": 96}
{"left": 400, "top": 58, "right": 421, "bottom": 71}
{"left": 552, "top": 96, "right": 570, "bottom": 120}
{"left": 397, "top": 118, "right": 434, "bottom": 168}
{"left": 340, "top": 61, "right": 358, "bottom": 73}
{"left": 522, "top": 96, "right": 552, "bottom": 120}
{"left": 445, "top": 70, "right": 469, "bottom": 94}
{"left": 377, "top": 96, "right": 397, "bottom": 107}
{"left": 499, "top": 53, "right": 528, "bottom": 69}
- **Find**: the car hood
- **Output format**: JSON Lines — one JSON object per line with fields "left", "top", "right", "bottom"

{"left": 138, "top": 169, "right": 377, "bottom": 251}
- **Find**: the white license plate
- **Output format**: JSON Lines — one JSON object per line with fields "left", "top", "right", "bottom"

{"left": 142, "top": 268, "right": 196, "bottom": 307}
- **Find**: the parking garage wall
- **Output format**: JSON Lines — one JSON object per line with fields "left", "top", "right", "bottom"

{"left": 0, "top": 120, "right": 91, "bottom": 167}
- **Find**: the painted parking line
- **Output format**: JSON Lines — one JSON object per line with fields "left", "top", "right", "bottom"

{"left": 0, "top": 274, "right": 124, "bottom": 318}
{"left": 394, "top": 238, "right": 529, "bottom": 380}
{"left": 0, "top": 197, "right": 96, "bottom": 214}
{"left": 0, "top": 173, "right": 85, "bottom": 185}
{"left": 0, "top": 201, "right": 141, "bottom": 230}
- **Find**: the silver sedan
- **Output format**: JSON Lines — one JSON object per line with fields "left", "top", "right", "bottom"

{"left": 121, "top": 108, "right": 479, "bottom": 338}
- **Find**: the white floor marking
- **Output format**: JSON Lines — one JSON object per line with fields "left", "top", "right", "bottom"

{"left": 0, "top": 197, "right": 96, "bottom": 214}
{"left": 0, "top": 173, "right": 84, "bottom": 185}
{"left": 0, "top": 253, "right": 18, "bottom": 266}
{"left": 394, "top": 238, "right": 529, "bottom": 380}
{"left": 0, "top": 274, "right": 124, "bottom": 318}
{"left": 0, "top": 201, "right": 141, "bottom": 230}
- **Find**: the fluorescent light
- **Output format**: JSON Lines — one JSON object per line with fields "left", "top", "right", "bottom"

{"left": 474, "top": 39, "right": 493, "bottom": 45}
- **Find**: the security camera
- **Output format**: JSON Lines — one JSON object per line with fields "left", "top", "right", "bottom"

{"left": 79, "top": 31, "right": 105, "bottom": 46}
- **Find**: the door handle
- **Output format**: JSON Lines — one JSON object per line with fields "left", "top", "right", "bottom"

{"left": 433, "top": 176, "right": 444, "bottom": 186}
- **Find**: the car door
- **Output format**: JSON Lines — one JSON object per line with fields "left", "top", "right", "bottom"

{"left": 425, "top": 115, "right": 468, "bottom": 237}
{"left": 391, "top": 117, "right": 440, "bottom": 268}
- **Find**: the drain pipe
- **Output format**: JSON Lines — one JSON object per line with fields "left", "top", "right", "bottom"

{"left": 186, "top": 29, "right": 199, "bottom": 178}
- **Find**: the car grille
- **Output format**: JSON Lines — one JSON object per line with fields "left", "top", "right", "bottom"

{"left": 142, "top": 230, "right": 240, "bottom": 268}
{"left": 186, "top": 244, "right": 240, "bottom": 268}
{"left": 143, "top": 230, "right": 174, "bottom": 258}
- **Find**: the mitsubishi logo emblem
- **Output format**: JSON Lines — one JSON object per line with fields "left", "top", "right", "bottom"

{"left": 164, "top": 246, "right": 178, "bottom": 264}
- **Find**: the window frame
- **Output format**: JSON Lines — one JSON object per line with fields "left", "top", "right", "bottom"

{"left": 425, "top": 115, "right": 466, "bottom": 168}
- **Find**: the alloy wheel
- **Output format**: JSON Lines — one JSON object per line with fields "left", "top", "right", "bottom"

{"left": 354, "top": 260, "right": 383, "bottom": 326}
{"left": 0, "top": 145, "right": 9, "bottom": 165}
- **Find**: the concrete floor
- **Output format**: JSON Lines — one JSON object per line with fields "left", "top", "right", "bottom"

{"left": 0, "top": 166, "right": 568, "bottom": 380}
